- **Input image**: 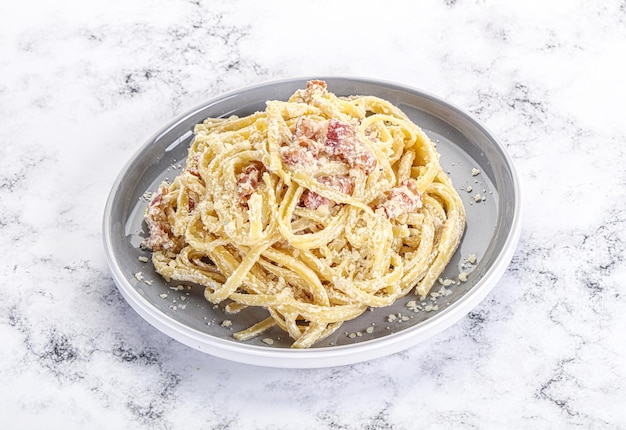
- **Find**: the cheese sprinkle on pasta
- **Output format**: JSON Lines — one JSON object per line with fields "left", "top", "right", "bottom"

{"left": 141, "top": 80, "right": 466, "bottom": 348}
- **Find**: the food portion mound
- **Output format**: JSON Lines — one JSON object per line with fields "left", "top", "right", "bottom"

{"left": 141, "top": 80, "right": 466, "bottom": 348}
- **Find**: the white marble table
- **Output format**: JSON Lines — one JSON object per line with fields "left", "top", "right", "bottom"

{"left": 2, "top": 0, "right": 625, "bottom": 428}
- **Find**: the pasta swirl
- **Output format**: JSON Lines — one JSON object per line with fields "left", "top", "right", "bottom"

{"left": 142, "top": 80, "right": 465, "bottom": 348}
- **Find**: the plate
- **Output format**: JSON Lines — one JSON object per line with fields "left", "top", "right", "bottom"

{"left": 102, "top": 77, "right": 522, "bottom": 368}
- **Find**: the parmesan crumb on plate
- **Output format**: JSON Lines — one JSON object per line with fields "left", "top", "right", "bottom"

{"left": 439, "top": 277, "right": 454, "bottom": 287}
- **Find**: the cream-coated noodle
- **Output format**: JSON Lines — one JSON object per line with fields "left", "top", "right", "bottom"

{"left": 141, "top": 80, "right": 465, "bottom": 348}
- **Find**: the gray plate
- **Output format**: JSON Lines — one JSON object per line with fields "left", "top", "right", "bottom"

{"left": 103, "top": 77, "right": 522, "bottom": 368}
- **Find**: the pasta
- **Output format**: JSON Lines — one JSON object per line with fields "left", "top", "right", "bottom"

{"left": 141, "top": 80, "right": 466, "bottom": 348}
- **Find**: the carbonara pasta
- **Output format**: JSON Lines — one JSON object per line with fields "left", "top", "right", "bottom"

{"left": 141, "top": 80, "right": 465, "bottom": 348}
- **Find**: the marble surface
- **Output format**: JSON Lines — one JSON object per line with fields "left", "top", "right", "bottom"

{"left": 2, "top": 0, "right": 625, "bottom": 428}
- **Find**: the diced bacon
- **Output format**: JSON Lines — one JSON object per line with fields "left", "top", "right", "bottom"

{"left": 281, "top": 118, "right": 326, "bottom": 172}
{"left": 324, "top": 119, "right": 352, "bottom": 156}
{"left": 282, "top": 117, "right": 377, "bottom": 176}
{"left": 280, "top": 145, "right": 319, "bottom": 171}
{"left": 325, "top": 119, "right": 377, "bottom": 174}
{"left": 307, "top": 80, "right": 327, "bottom": 91}
{"left": 301, "top": 189, "right": 330, "bottom": 210}
{"left": 141, "top": 186, "right": 176, "bottom": 251}
{"left": 237, "top": 161, "right": 264, "bottom": 205}
{"left": 301, "top": 175, "right": 354, "bottom": 209}
{"left": 379, "top": 180, "right": 422, "bottom": 219}
{"left": 296, "top": 80, "right": 328, "bottom": 103}
{"left": 294, "top": 117, "right": 327, "bottom": 143}
{"left": 319, "top": 175, "right": 355, "bottom": 195}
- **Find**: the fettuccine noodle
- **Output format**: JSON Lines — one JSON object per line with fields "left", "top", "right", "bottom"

{"left": 141, "top": 80, "right": 465, "bottom": 348}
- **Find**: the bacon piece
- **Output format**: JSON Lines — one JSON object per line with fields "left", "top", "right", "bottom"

{"left": 141, "top": 186, "right": 176, "bottom": 251}
{"left": 237, "top": 161, "right": 265, "bottom": 205}
{"left": 324, "top": 119, "right": 377, "bottom": 174}
{"left": 301, "top": 189, "right": 329, "bottom": 210}
{"left": 379, "top": 180, "right": 422, "bottom": 219}
{"left": 280, "top": 118, "right": 325, "bottom": 171}
{"left": 301, "top": 175, "right": 354, "bottom": 210}
{"left": 298, "top": 80, "right": 328, "bottom": 103}
{"left": 280, "top": 145, "right": 318, "bottom": 171}
{"left": 307, "top": 80, "right": 327, "bottom": 91}
{"left": 324, "top": 119, "right": 351, "bottom": 156}
{"left": 282, "top": 117, "right": 377, "bottom": 176}
{"left": 294, "top": 116, "right": 327, "bottom": 143}
{"left": 320, "top": 175, "right": 354, "bottom": 195}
